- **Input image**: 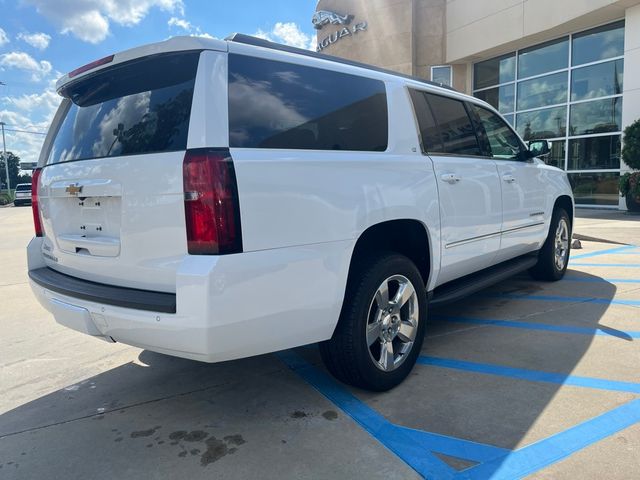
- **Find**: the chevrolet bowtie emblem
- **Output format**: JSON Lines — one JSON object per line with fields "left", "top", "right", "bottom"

{"left": 65, "top": 184, "right": 83, "bottom": 196}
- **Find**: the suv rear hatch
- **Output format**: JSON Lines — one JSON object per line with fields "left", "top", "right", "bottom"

{"left": 38, "top": 51, "right": 201, "bottom": 292}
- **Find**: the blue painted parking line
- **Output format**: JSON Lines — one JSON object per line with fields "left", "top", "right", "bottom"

{"left": 482, "top": 292, "right": 640, "bottom": 306}
{"left": 279, "top": 350, "right": 640, "bottom": 479}
{"left": 570, "top": 263, "right": 640, "bottom": 267}
{"left": 434, "top": 315, "right": 640, "bottom": 339}
{"left": 418, "top": 357, "right": 640, "bottom": 394}
{"left": 458, "top": 399, "right": 640, "bottom": 480}
{"left": 570, "top": 245, "right": 637, "bottom": 260}
{"left": 563, "top": 276, "right": 640, "bottom": 284}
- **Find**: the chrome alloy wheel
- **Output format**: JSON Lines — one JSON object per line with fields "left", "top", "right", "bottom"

{"left": 366, "top": 275, "right": 420, "bottom": 372}
{"left": 554, "top": 218, "right": 570, "bottom": 270}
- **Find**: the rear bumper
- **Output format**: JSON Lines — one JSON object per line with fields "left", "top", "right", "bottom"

{"left": 28, "top": 237, "right": 353, "bottom": 362}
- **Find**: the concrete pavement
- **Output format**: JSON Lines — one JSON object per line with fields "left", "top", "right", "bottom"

{"left": 1, "top": 205, "right": 639, "bottom": 479}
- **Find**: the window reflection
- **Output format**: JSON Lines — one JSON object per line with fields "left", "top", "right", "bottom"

{"left": 568, "top": 135, "right": 621, "bottom": 170}
{"left": 568, "top": 172, "right": 620, "bottom": 205}
{"left": 569, "top": 98, "right": 622, "bottom": 136}
{"left": 518, "top": 38, "right": 569, "bottom": 79}
{"left": 572, "top": 21, "right": 625, "bottom": 66}
{"left": 571, "top": 59, "right": 623, "bottom": 101}
{"left": 517, "top": 72, "right": 568, "bottom": 110}
{"left": 516, "top": 106, "right": 567, "bottom": 140}
{"left": 473, "top": 54, "right": 516, "bottom": 89}
{"left": 474, "top": 85, "right": 514, "bottom": 113}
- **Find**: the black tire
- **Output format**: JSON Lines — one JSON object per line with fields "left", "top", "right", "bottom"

{"left": 529, "top": 207, "right": 571, "bottom": 281}
{"left": 319, "top": 253, "right": 427, "bottom": 391}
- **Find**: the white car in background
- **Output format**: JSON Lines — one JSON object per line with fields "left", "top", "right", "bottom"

{"left": 27, "top": 35, "right": 573, "bottom": 391}
{"left": 13, "top": 183, "right": 32, "bottom": 206}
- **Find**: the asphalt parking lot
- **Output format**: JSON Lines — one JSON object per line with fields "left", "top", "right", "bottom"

{"left": 1, "top": 205, "right": 639, "bottom": 479}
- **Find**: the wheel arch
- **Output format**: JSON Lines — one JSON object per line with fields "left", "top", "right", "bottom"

{"left": 346, "top": 219, "right": 432, "bottom": 290}
{"left": 554, "top": 195, "right": 574, "bottom": 229}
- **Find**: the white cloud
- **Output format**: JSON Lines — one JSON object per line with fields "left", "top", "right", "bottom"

{"left": 254, "top": 22, "right": 315, "bottom": 50}
{"left": 24, "top": 0, "right": 184, "bottom": 44}
{"left": 168, "top": 16, "right": 192, "bottom": 31}
{"left": 17, "top": 32, "right": 51, "bottom": 50}
{"left": 0, "top": 52, "right": 53, "bottom": 81}
{"left": 167, "top": 15, "right": 216, "bottom": 40}
{"left": 0, "top": 28, "right": 9, "bottom": 47}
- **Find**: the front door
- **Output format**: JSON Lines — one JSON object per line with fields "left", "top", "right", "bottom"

{"left": 408, "top": 90, "right": 503, "bottom": 286}
{"left": 469, "top": 104, "right": 547, "bottom": 262}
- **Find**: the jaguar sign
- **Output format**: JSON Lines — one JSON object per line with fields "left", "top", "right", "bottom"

{"left": 313, "top": 10, "right": 368, "bottom": 52}
{"left": 312, "top": 10, "right": 353, "bottom": 29}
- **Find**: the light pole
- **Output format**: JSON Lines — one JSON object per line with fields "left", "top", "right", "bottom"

{"left": 0, "top": 121, "right": 9, "bottom": 195}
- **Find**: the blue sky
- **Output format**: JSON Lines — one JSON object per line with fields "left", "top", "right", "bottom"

{"left": 0, "top": 0, "right": 318, "bottom": 164}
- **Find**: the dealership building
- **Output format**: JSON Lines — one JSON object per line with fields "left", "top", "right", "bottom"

{"left": 313, "top": 0, "right": 640, "bottom": 209}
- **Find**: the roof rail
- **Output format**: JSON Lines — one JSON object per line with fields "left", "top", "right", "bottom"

{"left": 225, "top": 33, "right": 458, "bottom": 92}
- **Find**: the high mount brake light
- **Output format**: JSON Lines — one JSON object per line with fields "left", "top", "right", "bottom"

{"left": 31, "top": 168, "right": 43, "bottom": 237}
{"left": 182, "top": 149, "right": 242, "bottom": 255}
{"left": 68, "top": 55, "right": 115, "bottom": 78}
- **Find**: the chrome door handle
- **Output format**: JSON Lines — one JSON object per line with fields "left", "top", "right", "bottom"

{"left": 440, "top": 173, "right": 461, "bottom": 184}
{"left": 503, "top": 174, "right": 516, "bottom": 183}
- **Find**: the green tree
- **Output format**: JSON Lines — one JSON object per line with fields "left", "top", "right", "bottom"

{"left": 0, "top": 151, "right": 21, "bottom": 189}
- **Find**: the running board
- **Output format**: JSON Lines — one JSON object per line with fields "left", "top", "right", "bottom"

{"left": 428, "top": 255, "right": 538, "bottom": 308}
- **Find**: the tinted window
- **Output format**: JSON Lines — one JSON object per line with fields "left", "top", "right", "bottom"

{"left": 572, "top": 21, "right": 624, "bottom": 66}
{"left": 423, "top": 93, "right": 482, "bottom": 156}
{"left": 571, "top": 59, "right": 623, "bottom": 101}
{"left": 15, "top": 184, "right": 31, "bottom": 191}
{"left": 517, "top": 72, "right": 568, "bottom": 110}
{"left": 48, "top": 52, "right": 199, "bottom": 164}
{"left": 408, "top": 89, "right": 442, "bottom": 152}
{"left": 228, "top": 55, "right": 388, "bottom": 151}
{"left": 516, "top": 106, "right": 567, "bottom": 140}
{"left": 472, "top": 105, "right": 525, "bottom": 160}
{"left": 474, "top": 84, "right": 514, "bottom": 114}
{"left": 473, "top": 54, "right": 515, "bottom": 89}
{"left": 518, "top": 38, "right": 569, "bottom": 79}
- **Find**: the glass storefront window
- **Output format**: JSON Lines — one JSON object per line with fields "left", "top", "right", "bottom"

{"left": 572, "top": 21, "right": 625, "bottom": 66}
{"left": 431, "top": 66, "right": 452, "bottom": 86}
{"left": 568, "top": 172, "right": 620, "bottom": 206}
{"left": 518, "top": 38, "right": 569, "bottom": 79}
{"left": 568, "top": 135, "right": 621, "bottom": 170}
{"left": 571, "top": 59, "right": 623, "bottom": 101}
{"left": 474, "top": 84, "right": 515, "bottom": 113}
{"left": 516, "top": 106, "right": 567, "bottom": 140}
{"left": 517, "top": 72, "right": 568, "bottom": 110}
{"left": 473, "top": 54, "right": 515, "bottom": 90}
{"left": 569, "top": 98, "right": 622, "bottom": 136}
{"left": 472, "top": 20, "right": 625, "bottom": 206}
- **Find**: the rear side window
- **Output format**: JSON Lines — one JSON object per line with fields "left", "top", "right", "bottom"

{"left": 47, "top": 51, "right": 200, "bottom": 165}
{"left": 228, "top": 55, "right": 388, "bottom": 151}
{"left": 410, "top": 90, "right": 482, "bottom": 156}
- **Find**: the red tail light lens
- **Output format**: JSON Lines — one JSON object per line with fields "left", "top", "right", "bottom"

{"left": 31, "top": 168, "right": 43, "bottom": 237}
{"left": 183, "top": 149, "right": 242, "bottom": 255}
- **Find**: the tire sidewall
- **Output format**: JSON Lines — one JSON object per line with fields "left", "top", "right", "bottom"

{"left": 348, "top": 254, "right": 427, "bottom": 390}
{"left": 548, "top": 209, "right": 571, "bottom": 279}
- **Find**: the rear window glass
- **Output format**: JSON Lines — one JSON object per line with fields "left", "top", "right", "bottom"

{"left": 47, "top": 51, "right": 200, "bottom": 165}
{"left": 15, "top": 184, "right": 31, "bottom": 191}
{"left": 228, "top": 54, "right": 388, "bottom": 151}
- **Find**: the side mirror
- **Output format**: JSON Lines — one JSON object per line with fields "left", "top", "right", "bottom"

{"left": 528, "top": 139, "right": 550, "bottom": 158}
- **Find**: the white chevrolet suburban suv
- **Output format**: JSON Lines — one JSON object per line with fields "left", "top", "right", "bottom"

{"left": 28, "top": 35, "right": 574, "bottom": 391}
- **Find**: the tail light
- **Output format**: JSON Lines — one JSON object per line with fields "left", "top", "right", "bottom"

{"left": 183, "top": 149, "right": 242, "bottom": 255}
{"left": 31, "top": 168, "right": 43, "bottom": 237}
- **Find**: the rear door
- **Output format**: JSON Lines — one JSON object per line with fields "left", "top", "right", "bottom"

{"left": 469, "top": 104, "right": 547, "bottom": 261}
{"left": 409, "top": 90, "right": 503, "bottom": 286}
{"left": 37, "top": 51, "right": 202, "bottom": 292}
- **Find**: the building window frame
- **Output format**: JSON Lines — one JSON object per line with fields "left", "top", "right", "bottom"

{"left": 431, "top": 65, "right": 453, "bottom": 87}
{"left": 472, "top": 19, "right": 625, "bottom": 208}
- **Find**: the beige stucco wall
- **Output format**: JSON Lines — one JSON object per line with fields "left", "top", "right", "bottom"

{"left": 446, "top": 0, "right": 640, "bottom": 63}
